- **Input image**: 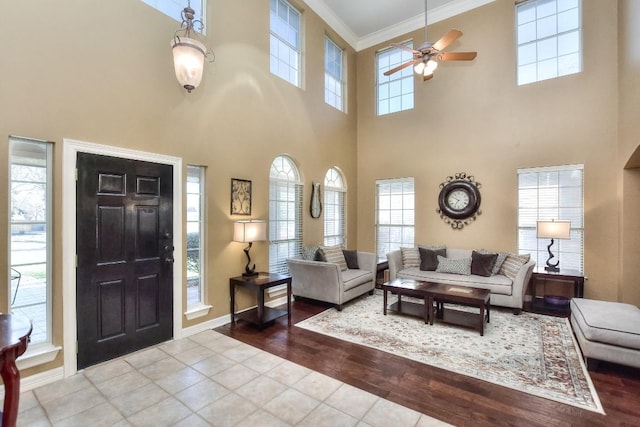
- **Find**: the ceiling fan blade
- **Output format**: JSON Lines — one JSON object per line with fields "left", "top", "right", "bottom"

{"left": 423, "top": 73, "right": 434, "bottom": 81}
{"left": 439, "top": 51, "right": 477, "bottom": 61}
{"left": 390, "top": 43, "right": 421, "bottom": 55}
{"left": 432, "top": 29, "right": 463, "bottom": 51}
{"left": 383, "top": 60, "right": 417, "bottom": 76}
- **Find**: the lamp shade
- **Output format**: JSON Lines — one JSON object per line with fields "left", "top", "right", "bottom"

{"left": 537, "top": 220, "right": 571, "bottom": 239}
{"left": 233, "top": 220, "right": 267, "bottom": 243}
{"left": 171, "top": 37, "right": 206, "bottom": 92}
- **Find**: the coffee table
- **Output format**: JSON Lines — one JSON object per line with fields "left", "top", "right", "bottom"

{"left": 425, "top": 283, "right": 491, "bottom": 336}
{"left": 382, "top": 278, "right": 431, "bottom": 323}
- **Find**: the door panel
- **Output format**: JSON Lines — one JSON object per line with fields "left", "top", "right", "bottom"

{"left": 77, "top": 153, "right": 173, "bottom": 369}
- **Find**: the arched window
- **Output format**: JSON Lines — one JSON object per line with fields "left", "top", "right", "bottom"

{"left": 269, "top": 155, "right": 303, "bottom": 274}
{"left": 323, "top": 167, "right": 346, "bottom": 247}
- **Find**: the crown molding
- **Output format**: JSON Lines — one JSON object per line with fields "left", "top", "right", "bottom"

{"left": 303, "top": 0, "right": 359, "bottom": 49}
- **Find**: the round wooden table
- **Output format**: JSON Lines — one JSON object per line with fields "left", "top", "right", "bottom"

{"left": 0, "top": 314, "right": 32, "bottom": 427}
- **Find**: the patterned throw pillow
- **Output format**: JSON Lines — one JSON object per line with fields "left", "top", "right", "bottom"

{"left": 435, "top": 255, "right": 472, "bottom": 275}
{"left": 499, "top": 253, "right": 531, "bottom": 280}
{"left": 320, "top": 245, "right": 348, "bottom": 271}
{"left": 401, "top": 247, "right": 420, "bottom": 268}
{"left": 478, "top": 249, "right": 508, "bottom": 275}
{"left": 301, "top": 244, "right": 321, "bottom": 261}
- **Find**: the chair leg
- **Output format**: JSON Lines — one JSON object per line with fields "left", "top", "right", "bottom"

{"left": 512, "top": 308, "right": 521, "bottom": 315}
{"left": 336, "top": 304, "right": 342, "bottom": 311}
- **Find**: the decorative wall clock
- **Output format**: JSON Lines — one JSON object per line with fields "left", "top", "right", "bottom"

{"left": 436, "top": 172, "right": 481, "bottom": 230}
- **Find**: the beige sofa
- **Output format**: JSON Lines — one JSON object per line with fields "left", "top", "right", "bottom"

{"left": 387, "top": 248, "right": 535, "bottom": 313}
{"left": 287, "top": 251, "right": 377, "bottom": 310}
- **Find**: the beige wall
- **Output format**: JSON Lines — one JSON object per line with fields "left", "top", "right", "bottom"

{"left": 0, "top": 0, "right": 357, "bottom": 375}
{"left": 356, "top": 0, "right": 621, "bottom": 302}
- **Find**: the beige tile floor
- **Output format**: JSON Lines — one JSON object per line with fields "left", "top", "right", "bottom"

{"left": 16, "top": 330, "right": 450, "bottom": 426}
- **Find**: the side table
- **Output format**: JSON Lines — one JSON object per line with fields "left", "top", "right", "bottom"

{"left": 229, "top": 272, "right": 292, "bottom": 330}
{"left": 529, "top": 268, "right": 585, "bottom": 317}
{"left": 375, "top": 259, "right": 389, "bottom": 288}
{"left": 0, "top": 314, "right": 32, "bottom": 427}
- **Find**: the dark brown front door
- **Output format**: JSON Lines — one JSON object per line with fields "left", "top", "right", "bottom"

{"left": 76, "top": 153, "right": 174, "bottom": 369}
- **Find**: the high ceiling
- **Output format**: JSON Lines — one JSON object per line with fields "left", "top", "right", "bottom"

{"left": 304, "top": 0, "right": 496, "bottom": 51}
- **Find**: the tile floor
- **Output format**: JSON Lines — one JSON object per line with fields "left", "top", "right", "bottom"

{"left": 16, "top": 330, "right": 450, "bottom": 426}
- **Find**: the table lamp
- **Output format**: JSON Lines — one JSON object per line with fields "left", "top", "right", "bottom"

{"left": 536, "top": 219, "right": 571, "bottom": 272}
{"left": 233, "top": 220, "right": 267, "bottom": 278}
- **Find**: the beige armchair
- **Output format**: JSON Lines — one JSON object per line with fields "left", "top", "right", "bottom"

{"left": 287, "top": 251, "right": 376, "bottom": 311}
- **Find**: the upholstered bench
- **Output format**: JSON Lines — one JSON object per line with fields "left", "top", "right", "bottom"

{"left": 570, "top": 298, "right": 640, "bottom": 369}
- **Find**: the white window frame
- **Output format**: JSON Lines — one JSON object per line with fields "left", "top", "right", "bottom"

{"left": 516, "top": 0, "right": 582, "bottom": 85}
{"left": 323, "top": 167, "right": 346, "bottom": 247}
{"left": 270, "top": 0, "right": 302, "bottom": 87}
{"left": 269, "top": 155, "right": 303, "bottom": 279}
{"left": 517, "top": 164, "right": 584, "bottom": 273}
{"left": 141, "top": 0, "right": 207, "bottom": 34}
{"left": 9, "top": 136, "right": 53, "bottom": 349}
{"left": 375, "top": 178, "right": 415, "bottom": 260}
{"left": 376, "top": 41, "right": 414, "bottom": 116}
{"left": 324, "top": 36, "right": 345, "bottom": 112}
{"left": 185, "top": 165, "right": 210, "bottom": 319}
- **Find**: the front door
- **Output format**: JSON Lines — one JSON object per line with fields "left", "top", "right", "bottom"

{"left": 76, "top": 153, "right": 174, "bottom": 369}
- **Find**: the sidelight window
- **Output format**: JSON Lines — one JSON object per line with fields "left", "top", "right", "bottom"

{"left": 186, "top": 165, "right": 206, "bottom": 311}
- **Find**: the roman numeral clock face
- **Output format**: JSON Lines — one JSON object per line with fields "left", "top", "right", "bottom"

{"left": 436, "top": 173, "right": 482, "bottom": 229}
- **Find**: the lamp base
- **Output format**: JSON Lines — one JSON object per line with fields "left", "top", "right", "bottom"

{"left": 242, "top": 271, "right": 259, "bottom": 279}
{"left": 544, "top": 266, "right": 560, "bottom": 273}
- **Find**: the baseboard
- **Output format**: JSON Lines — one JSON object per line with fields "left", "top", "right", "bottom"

{"left": 21, "top": 367, "right": 65, "bottom": 392}
{"left": 180, "top": 314, "right": 231, "bottom": 338}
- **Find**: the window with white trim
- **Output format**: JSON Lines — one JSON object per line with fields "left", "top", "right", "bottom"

{"left": 270, "top": 0, "right": 301, "bottom": 87}
{"left": 375, "top": 178, "right": 415, "bottom": 260}
{"left": 9, "top": 136, "right": 53, "bottom": 346}
{"left": 324, "top": 167, "right": 346, "bottom": 247}
{"left": 141, "top": 0, "right": 206, "bottom": 33}
{"left": 516, "top": 0, "right": 581, "bottom": 86}
{"left": 269, "top": 155, "right": 303, "bottom": 274}
{"left": 325, "top": 36, "right": 345, "bottom": 111}
{"left": 186, "top": 165, "right": 205, "bottom": 309}
{"left": 517, "top": 164, "right": 584, "bottom": 272}
{"left": 376, "top": 41, "right": 414, "bottom": 116}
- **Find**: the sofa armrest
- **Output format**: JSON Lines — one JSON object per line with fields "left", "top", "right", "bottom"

{"left": 511, "top": 259, "right": 536, "bottom": 306}
{"left": 287, "top": 258, "right": 343, "bottom": 302}
{"left": 387, "top": 250, "right": 403, "bottom": 280}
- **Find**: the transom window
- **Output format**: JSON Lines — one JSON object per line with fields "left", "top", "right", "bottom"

{"left": 375, "top": 178, "right": 415, "bottom": 260}
{"left": 325, "top": 36, "right": 345, "bottom": 111}
{"left": 269, "top": 155, "right": 303, "bottom": 274}
{"left": 516, "top": 0, "right": 581, "bottom": 85}
{"left": 517, "top": 164, "right": 584, "bottom": 272}
{"left": 270, "top": 0, "right": 302, "bottom": 87}
{"left": 376, "top": 41, "right": 414, "bottom": 116}
{"left": 186, "top": 165, "right": 205, "bottom": 309}
{"left": 324, "top": 167, "right": 346, "bottom": 247}
{"left": 141, "top": 0, "right": 206, "bottom": 33}
{"left": 9, "top": 136, "right": 53, "bottom": 346}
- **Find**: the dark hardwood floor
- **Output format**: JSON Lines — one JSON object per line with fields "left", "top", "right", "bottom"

{"left": 215, "top": 298, "right": 640, "bottom": 427}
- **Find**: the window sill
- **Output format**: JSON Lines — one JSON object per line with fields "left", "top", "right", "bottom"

{"left": 184, "top": 304, "right": 212, "bottom": 320}
{"left": 17, "top": 343, "right": 62, "bottom": 370}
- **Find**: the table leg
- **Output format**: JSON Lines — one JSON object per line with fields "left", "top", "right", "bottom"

{"left": 487, "top": 297, "right": 491, "bottom": 324}
{"left": 1, "top": 348, "right": 21, "bottom": 427}
{"left": 479, "top": 303, "right": 485, "bottom": 336}
{"left": 257, "top": 286, "right": 265, "bottom": 329}
{"left": 397, "top": 294, "right": 402, "bottom": 311}
{"left": 424, "top": 297, "right": 429, "bottom": 324}
{"left": 383, "top": 289, "right": 388, "bottom": 315}
{"left": 287, "top": 281, "right": 292, "bottom": 325}
{"left": 229, "top": 282, "right": 236, "bottom": 326}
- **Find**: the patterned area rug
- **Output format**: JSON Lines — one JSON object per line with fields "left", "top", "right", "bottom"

{"left": 295, "top": 292, "right": 604, "bottom": 414}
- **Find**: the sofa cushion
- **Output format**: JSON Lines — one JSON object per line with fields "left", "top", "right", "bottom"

{"left": 342, "top": 269, "right": 373, "bottom": 291}
{"left": 398, "top": 268, "right": 513, "bottom": 295}
{"left": 419, "top": 247, "right": 446, "bottom": 271}
{"left": 320, "top": 245, "right": 348, "bottom": 271}
{"left": 401, "top": 247, "right": 420, "bottom": 268}
{"left": 471, "top": 251, "right": 497, "bottom": 277}
{"left": 302, "top": 245, "right": 321, "bottom": 261}
{"left": 436, "top": 256, "right": 471, "bottom": 275}
{"left": 499, "top": 253, "right": 530, "bottom": 280}
{"left": 571, "top": 298, "right": 640, "bottom": 350}
{"left": 343, "top": 250, "right": 359, "bottom": 269}
{"left": 478, "top": 249, "right": 508, "bottom": 275}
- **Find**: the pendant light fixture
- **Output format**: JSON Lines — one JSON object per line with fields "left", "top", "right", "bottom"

{"left": 170, "top": 1, "right": 215, "bottom": 93}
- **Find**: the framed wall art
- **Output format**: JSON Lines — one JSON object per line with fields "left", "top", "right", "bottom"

{"left": 230, "top": 178, "right": 252, "bottom": 215}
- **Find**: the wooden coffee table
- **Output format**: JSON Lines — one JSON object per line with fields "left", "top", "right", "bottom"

{"left": 382, "top": 278, "right": 431, "bottom": 323}
{"left": 425, "top": 283, "right": 491, "bottom": 336}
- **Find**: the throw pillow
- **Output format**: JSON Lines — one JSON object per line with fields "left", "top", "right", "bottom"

{"left": 301, "top": 244, "right": 321, "bottom": 261}
{"left": 499, "top": 253, "right": 531, "bottom": 280}
{"left": 478, "top": 249, "right": 508, "bottom": 275}
{"left": 435, "top": 255, "right": 472, "bottom": 275}
{"left": 315, "top": 247, "right": 327, "bottom": 262}
{"left": 471, "top": 250, "right": 498, "bottom": 277}
{"left": 342, "top": 250, "right": 359, "bottom": 269}
{"left": 419, "top": 247, "right": 446, "bottom": 271}
{"left": 321, "top": 245, "right": 348, "bottom": 271}
{"left": 401, "top": 247, "right": 420, "bottom": 268}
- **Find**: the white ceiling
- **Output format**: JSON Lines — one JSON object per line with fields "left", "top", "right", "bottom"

{"left": 304, "top": 0, "right": 496, "bottom": 51}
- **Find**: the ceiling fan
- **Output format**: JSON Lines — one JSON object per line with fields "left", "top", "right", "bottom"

{"left": 383, "top": 0, "right": 477, "bottom": 81}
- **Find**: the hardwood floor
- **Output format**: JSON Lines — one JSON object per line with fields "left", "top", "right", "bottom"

{"left": 215, "top": 298, "right": 640, "bottom": 426}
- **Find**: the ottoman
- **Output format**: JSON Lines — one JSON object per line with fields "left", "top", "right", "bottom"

{"left": 570, "top": 298, "right": 640, "bottom": 369}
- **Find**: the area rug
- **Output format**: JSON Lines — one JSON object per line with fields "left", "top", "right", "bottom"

{"left": 295, "top": 292, "right": 604, "bottom": 414}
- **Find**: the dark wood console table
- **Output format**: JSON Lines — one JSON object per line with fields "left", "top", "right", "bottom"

{"left": 229, "top": 273, "right": 291, "bottom": 330}
{"left": 529, "top": 268, "right": 585, "bottom": 317}
{"left": 0, "top": 314, "right": 32, "bottom": 427}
